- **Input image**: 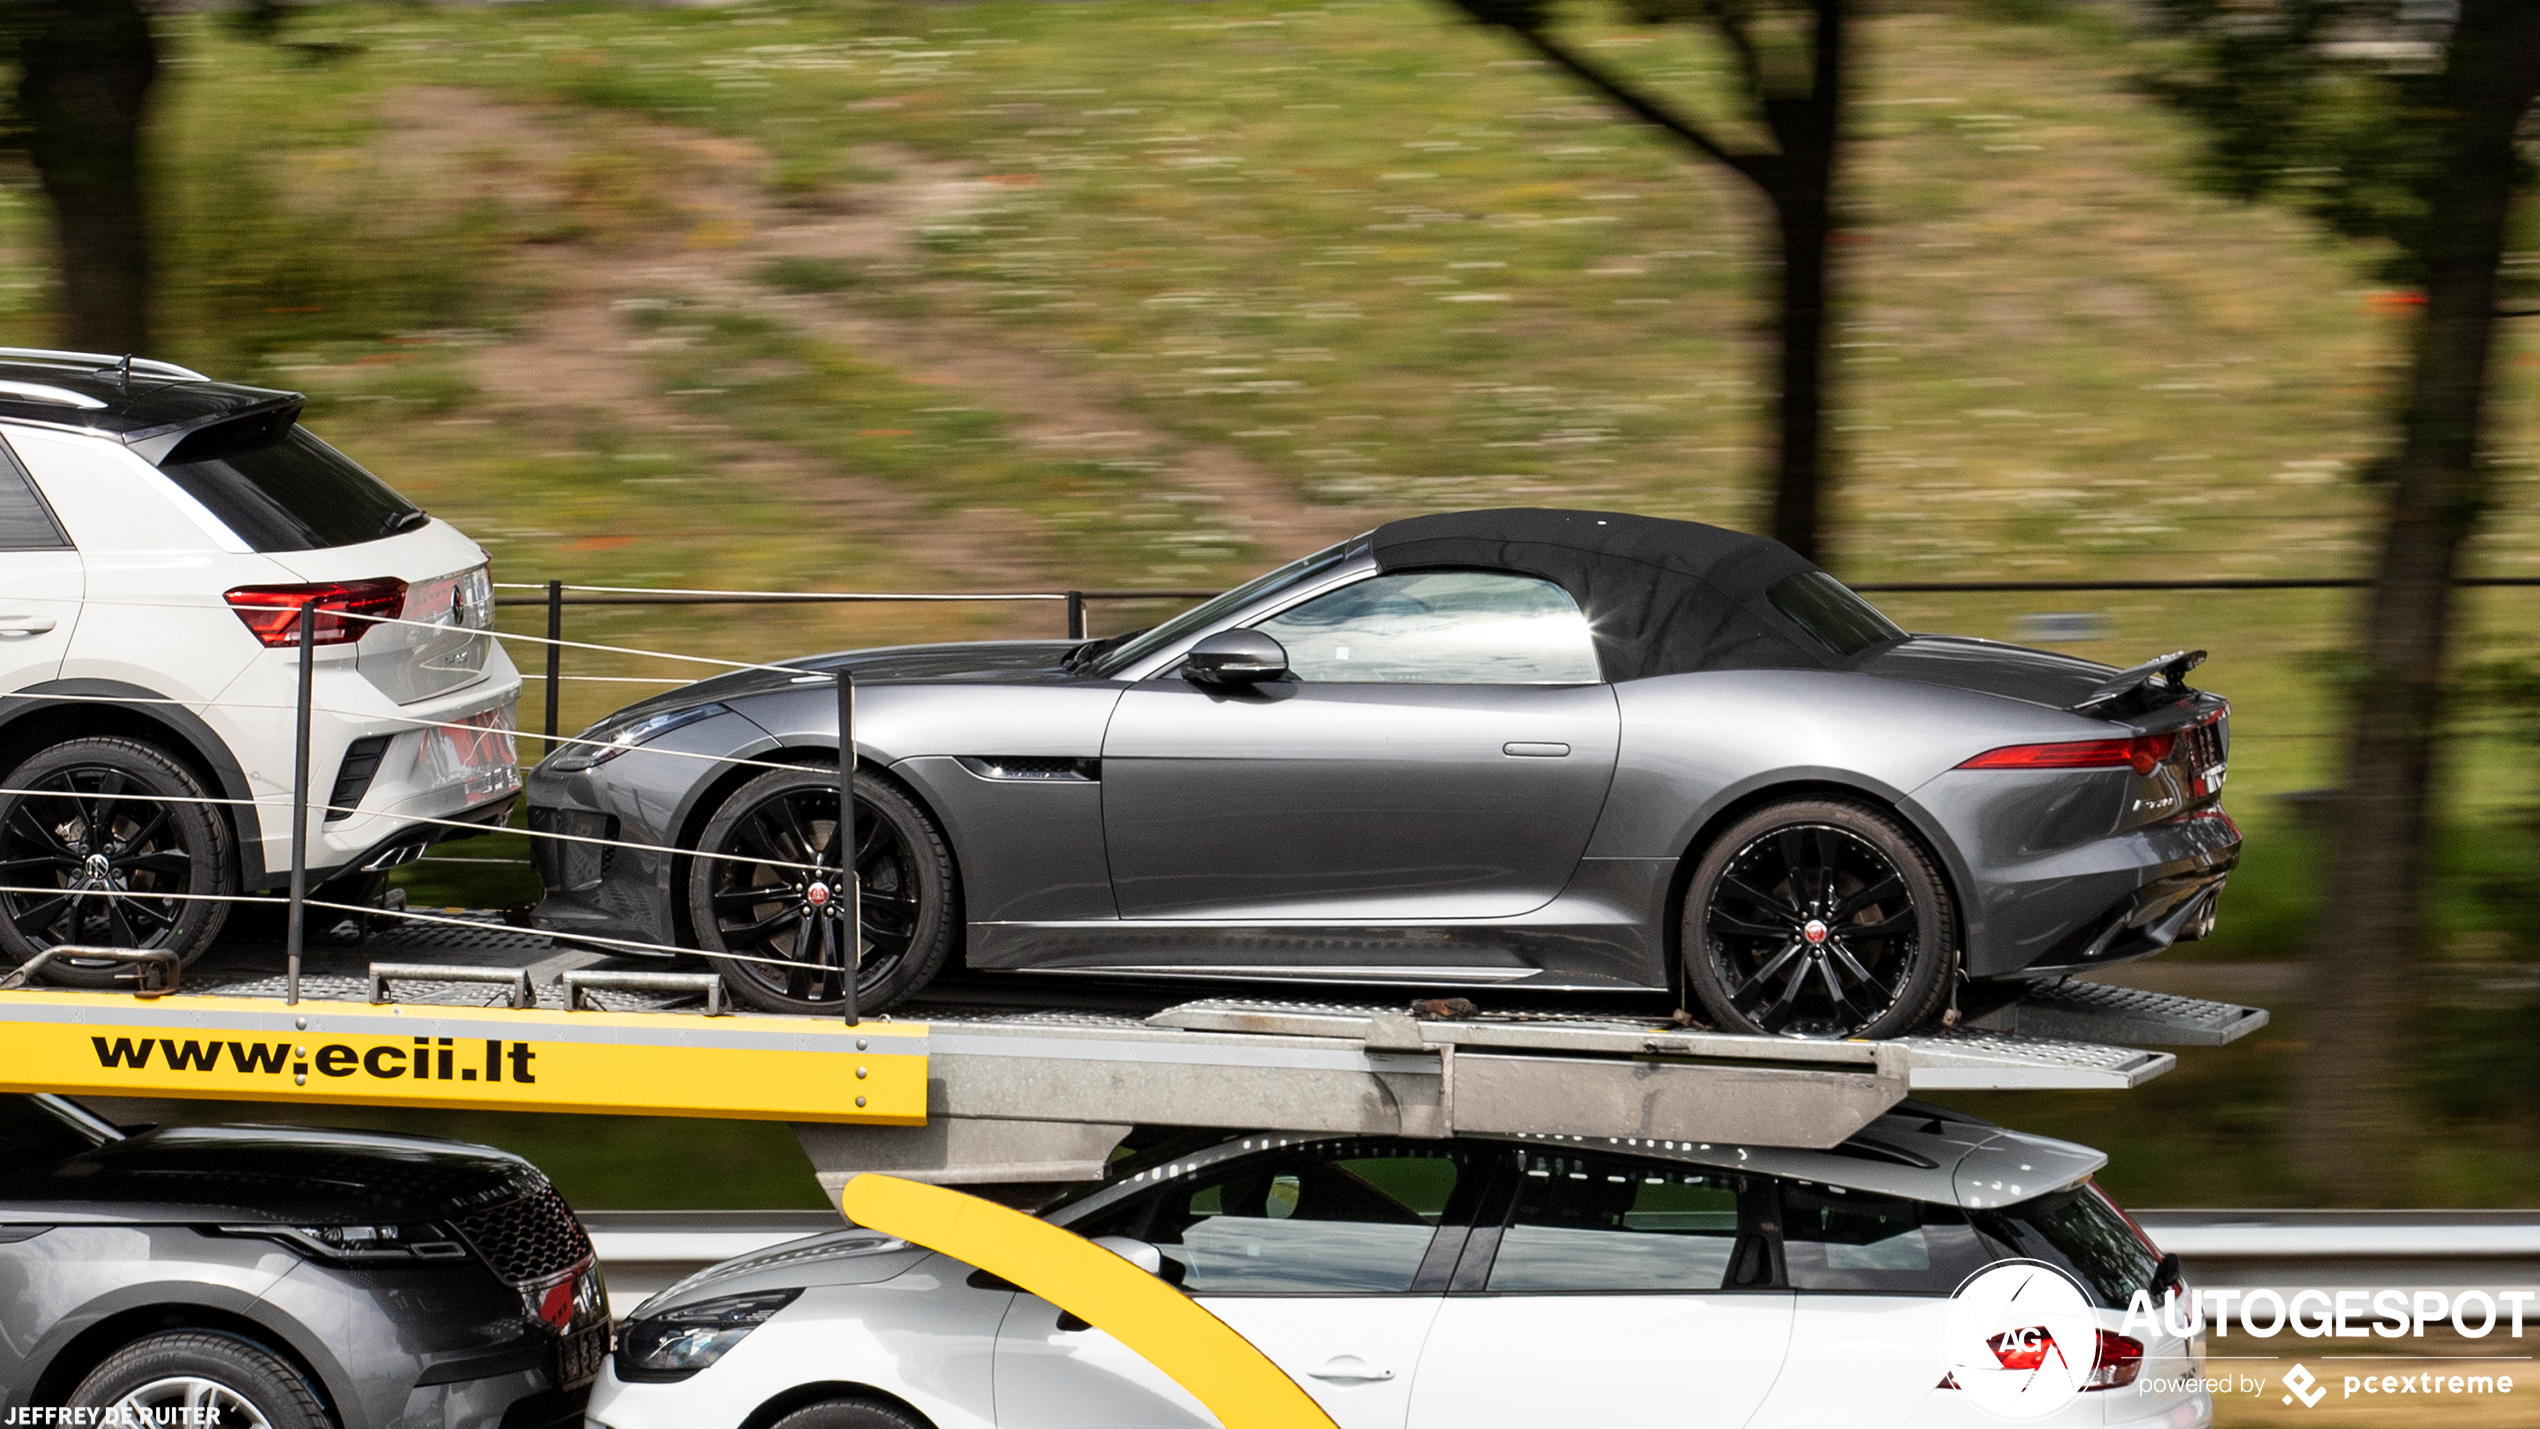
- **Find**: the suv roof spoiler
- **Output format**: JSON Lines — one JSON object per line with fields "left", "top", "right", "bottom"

{"left": 129, "top": 395, "right": 305, "bottom": 467}
{"left": 0, "top": 348, "right": 208, "bottom": 383}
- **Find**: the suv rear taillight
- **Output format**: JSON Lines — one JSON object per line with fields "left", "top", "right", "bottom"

{"left": 225, "top": 579, "right": 408, "bottom": 647}
{"left": 1959, "top": 732, "right": 2177, "bottom": 777}
{"left": 2085, "top": 1329, "right": 2144, "bottom": 1390}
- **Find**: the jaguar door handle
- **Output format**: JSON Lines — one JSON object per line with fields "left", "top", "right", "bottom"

{"left": 0, "top": 616, "right": 56, "bottom": 637}
{"left": 1308, "top": 1358, "right": 1396, "bottom": 1382}
{"left": 1502, "top": 741, "right": 1569, "bottom": 758}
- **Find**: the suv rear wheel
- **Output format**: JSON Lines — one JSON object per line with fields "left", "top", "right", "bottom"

{"left": 0, "top": 737, "right": 234, "bottom": 983}
{"left": 70, "top": 1330, "right": 330, "bottom": 1429}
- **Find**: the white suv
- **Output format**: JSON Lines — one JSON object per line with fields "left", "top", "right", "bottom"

{"left": 0, "top": 348, "right": 520, "bottom": 980}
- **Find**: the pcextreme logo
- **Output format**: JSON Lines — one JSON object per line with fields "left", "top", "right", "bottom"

{"left": 90, "top": 1034, "right": 538, "bottom": 1085}
{"left": 2284, "top": 1365, "right": 2327, "bottom": 1408}
{"left": 2260, "top": 1361, "right": 2520, "bottom": 1409}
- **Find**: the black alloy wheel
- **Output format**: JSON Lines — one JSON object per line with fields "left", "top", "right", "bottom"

{"left": 1681, "top": 798, "right": 1955, "bottom": 1040}
{"left": 0, "top": 738, "right": 234, "bottom": 984}
{"left": 687, "top": 765, "right": 958, "bottom": 1016}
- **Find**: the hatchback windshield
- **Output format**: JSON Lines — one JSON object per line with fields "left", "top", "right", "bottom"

{"left": 1979, "top": 1183, "right": 2160, "bottom": 1308}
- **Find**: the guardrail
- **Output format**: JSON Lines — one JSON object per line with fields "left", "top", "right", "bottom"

{"left": 576, "top": 1209, "right": 2540, "bottom": 1314}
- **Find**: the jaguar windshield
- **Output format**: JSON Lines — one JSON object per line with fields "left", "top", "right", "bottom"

{"left": 1086, "top": 538, "right": 1355, "bottom": 677}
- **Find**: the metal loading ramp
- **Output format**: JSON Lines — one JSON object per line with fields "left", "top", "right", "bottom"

{"left": 0, "top": 916, "right": 2264, "bottom": 1194}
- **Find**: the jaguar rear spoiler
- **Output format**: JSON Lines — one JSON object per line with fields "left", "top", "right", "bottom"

{"left": 2073, "top": 649, "right": 2205, "bottom": 718}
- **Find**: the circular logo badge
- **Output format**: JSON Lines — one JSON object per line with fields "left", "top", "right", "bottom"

{"left": 1802, "top": 918, "right": 1829, "bottom": 945}
{"left": 806, "top": 882, "right": 831, "bottom": 907}
{"left": 1940, "top": 1262, "right": 2101, "bottom": 1420}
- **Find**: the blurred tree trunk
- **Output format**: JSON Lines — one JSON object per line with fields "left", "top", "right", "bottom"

{"left": 1449, "top": 0, "right": 1850, "bottom": 563}
{"left": 2290, "top": 2, "right": 2540, "bottom": 1203}
{"left": 16, "top": 0, "right": 158, "bottom": 355}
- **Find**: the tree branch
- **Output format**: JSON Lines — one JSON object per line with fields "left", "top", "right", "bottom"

{"left": 1702, "top": 0, "right": 1772, "bottom": 121}
{"left": 1491, "top": 17, "right": 1774, "bottom": 189}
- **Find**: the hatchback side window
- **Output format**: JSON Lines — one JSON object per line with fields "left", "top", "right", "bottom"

{"left": 1485, "top": 1150, "right": 1754, "bottom": 1293}
{"left": 0, "top": 438, "right": 68, "bottom": 549}
{"left": 1251, "top": 570, "right": 1601, "bottom": 684}
{"left": 1779, "top": 1180, "right": 1995, "bottom": 1294}
{"left": 1119, "top": 1142, "right": 1474, "bottom": 1295}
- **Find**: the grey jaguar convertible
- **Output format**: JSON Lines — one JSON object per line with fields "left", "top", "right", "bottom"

{"left": 527, "top": 509, "right": 2238, "bottom": 1038}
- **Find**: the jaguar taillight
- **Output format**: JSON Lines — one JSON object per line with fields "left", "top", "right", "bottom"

{"left": 1958, "top": 733, "right": 2177, "bottom": 777}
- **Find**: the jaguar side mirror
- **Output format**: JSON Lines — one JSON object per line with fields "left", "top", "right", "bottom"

{"left": 1182, "top": 629, "right": 1288, "bottom": 687}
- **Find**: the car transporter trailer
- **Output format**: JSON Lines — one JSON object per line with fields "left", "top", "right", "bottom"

{"left": 0, "top": 910, "right": 2265, "bottom": 1201}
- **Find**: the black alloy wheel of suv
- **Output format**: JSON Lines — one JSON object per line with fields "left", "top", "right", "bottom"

{"left": 0, "top": 738, "right": 235, "bottom": 983}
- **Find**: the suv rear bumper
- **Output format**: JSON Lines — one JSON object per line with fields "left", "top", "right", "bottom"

{"left": 332, "top": 790, "right": 518, "bottom": 884}
{"left": 235, "top": 659, "right": 525, "bottom": 888}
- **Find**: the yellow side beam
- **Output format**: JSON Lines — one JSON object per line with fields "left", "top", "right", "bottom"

{"left": 840, "top": 1174, "right": 1338, "bottom": 1429}
{"left": 0, "top": 991, "right": 925, "bottom": 1123}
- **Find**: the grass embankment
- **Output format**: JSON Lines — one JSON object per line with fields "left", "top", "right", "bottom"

{"left": 0, "top": 0, "right": 2533, "bottom": 1203}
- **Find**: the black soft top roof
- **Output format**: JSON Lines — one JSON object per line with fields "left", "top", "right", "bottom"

{"left": 1370, "top": 507, "right": 1837, "bottom": 681}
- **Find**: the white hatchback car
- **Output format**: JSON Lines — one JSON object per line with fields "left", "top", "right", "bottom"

{"left": 0, "top": 348, "right": 520, "bottom": 979}
{"left": 588, "top": 1104, "right": 2211, "bottom": 1429}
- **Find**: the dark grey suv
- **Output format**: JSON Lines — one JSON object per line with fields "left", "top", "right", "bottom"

{"left": 0, "top": 1094, "right": 607, "bottom": 1429}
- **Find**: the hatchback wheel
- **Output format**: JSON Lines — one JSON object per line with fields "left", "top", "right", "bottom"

{"left": 769, "top": 1398, "right": 935, "bottom": 1429}
{"left": 687, "top": 765, "right": 958, "bottom": 1015}
{"left": 0, "top": 738, "right": 234, "bottom": 984}
{"left": 1682, "top": 798, "right": 1955, "bottom": 1039}
{"left": 70, "top": 1330, "right": 330, "bottom": 1429}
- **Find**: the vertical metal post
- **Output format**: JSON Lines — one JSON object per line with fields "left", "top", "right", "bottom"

{"left": 285, "top": 602, "right": 316, "bottom": 1006}
{"left": 543, "top": 580, "right": 564, "bottom": 757}
{"left": 1065, "top": 590, "right": 1086, "bottom": 641}
{"left": 836, "top": 670, "right": 860, "bottom": 1026}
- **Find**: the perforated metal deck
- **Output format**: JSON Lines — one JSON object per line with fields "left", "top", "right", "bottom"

{"left": 19, "top": 917, "right": 2265, "bottom": 1180}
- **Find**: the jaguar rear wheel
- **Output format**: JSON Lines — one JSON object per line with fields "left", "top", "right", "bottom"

{"left": 1682, "top": 798, "right": 1954, "bottom": 1039}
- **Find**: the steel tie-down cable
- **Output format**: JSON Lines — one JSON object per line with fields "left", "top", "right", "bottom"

{"left": 0, "top": 880, "right": 883, "bottom": 979}
{"left": 0, "top": 786, "right": 837, "bottom": 878}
